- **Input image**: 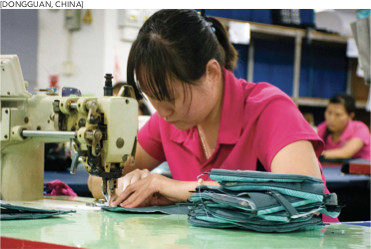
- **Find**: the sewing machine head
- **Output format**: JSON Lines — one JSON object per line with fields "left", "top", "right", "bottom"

{"left": 0, "top": 55, "right": 138, "bottom": 201}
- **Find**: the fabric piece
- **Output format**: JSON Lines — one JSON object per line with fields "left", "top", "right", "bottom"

{"left": 102, "top": 203, "right": 190, "bottom": 215}
{"left": 0, "top": 201, "right": 75, "bottom": 220}
{"left": 188, "top": 169, "right": 341, "bottom": 233}
{"left": 138, "top": 69, "right": 325, "bottom": 181}
{"left": 317, "top": 120, "right": 371, "bottom": 160}
{"left": 44, "top": 180, "right": 78, "bottom": 197}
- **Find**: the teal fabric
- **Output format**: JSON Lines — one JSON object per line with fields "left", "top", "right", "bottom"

{"left": 0, "top": 201, "right": 75, "bottom": 220}
{"left": 102, "top": 203, "right": 190, "bottom": 215}
{"left": 188, "top": 169, "right": 341, "bottom": 232}
{"left": 210, "top": 169, "right": 323, "bottom": 182}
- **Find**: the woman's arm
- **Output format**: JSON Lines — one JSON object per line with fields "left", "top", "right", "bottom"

{"left": 110, "top": 174, "right": 218, "bottom": 207}
{"left": 271, "top": 140, "right": 321, "bottom": 178}
{"left": 322, "top": 138, "right": 364, "bottom": 159}
{"left": 112, "top": 140, "right": 322, "bottom": 207}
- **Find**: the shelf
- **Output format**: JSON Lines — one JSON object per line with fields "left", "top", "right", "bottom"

{"left": 216, "top": 17, "right": 350, "bottom": 44}
{"left": 216, "top": 16, "right": 364, "bottom": 110}
{"left": 294, "top": 97, "right": 329, "bottom": 107}
{"left": 307, "top": 30, "right": 348, "bottom": 44}
{"left": 248, "top": 21, "right": 304, "bottom": 38}
{"left": 294, "top": 97, "right": 368, "bottom": 109}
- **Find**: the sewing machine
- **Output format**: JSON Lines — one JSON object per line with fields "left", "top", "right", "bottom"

{"left": 0, "top": 55, "right": 138, "bottom": 202}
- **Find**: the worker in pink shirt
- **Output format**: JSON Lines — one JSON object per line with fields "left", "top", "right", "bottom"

{"left": 89, "top": 9, "right": 337, "bottom": 222}
{"left": 317, "top": 94, "right": 371, "bottom": 160}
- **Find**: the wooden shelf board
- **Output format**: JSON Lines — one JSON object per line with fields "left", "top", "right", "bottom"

{"left": 294, "top": 97, "right": 367, "bottom": 109}
{"left": 216, "top": 17, "right": 350, "bottom": 43}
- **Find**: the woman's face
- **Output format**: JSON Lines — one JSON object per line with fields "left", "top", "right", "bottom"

{"left": 146, "top": 76, "right": 218, "bottom": 130}
{"left": 324, "top": 103, "right": 352, "bottom": 133}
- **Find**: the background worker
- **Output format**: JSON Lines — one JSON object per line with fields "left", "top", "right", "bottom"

{"left": 317, "top": 94, "right": 371, "bottom": 160}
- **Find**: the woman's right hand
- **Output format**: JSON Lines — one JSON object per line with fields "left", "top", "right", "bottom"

{"left": 88, "top": 169, "right": 152, "bottom": 201}
{"left": 110, "top": 172, "right": 175, "bottom": 208}
{"left": 115, "top": 169, "right": 150, "bottom": 196}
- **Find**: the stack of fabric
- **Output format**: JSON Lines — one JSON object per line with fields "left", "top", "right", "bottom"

{"left": 0, "top": 200, "right": 75, "bottom": 220}
{"left": 188, "top": 169, "right": 341, "bottom": 232}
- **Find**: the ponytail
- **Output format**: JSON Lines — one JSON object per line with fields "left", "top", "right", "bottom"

{"left": 204, "top": 16, "right": 238, "bottom": 71}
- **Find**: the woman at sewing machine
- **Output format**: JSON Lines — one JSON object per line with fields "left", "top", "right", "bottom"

{"left": 317, "top": 94, "right": 371, "bottom": 160}
{"left": 89, "top": 9, "right": 337, "bottom": 222}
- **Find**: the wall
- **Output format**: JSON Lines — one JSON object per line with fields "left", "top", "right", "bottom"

{"left": 1, "top": 10, "right": 38, "bottom": 92}
{"left": 38, "top": 10, "right": 109, "bottom": 96}
{"left": 1, "top": 9, "right": 155, "bottom": 99}
{"left": 37, "top": 9, "right": 158, "bottom": 96}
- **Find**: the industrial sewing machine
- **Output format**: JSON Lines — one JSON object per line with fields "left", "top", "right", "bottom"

{"left": 0, "top": 55, "right": 138, "bottom": 202}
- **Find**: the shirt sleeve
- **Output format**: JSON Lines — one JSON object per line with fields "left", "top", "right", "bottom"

{"left": 254, "top": 96, "right": 324, "bottom": 172}
{"left": 352, "top": 122, "right": 371, "bottom": 146}
{"left": 316, "top": 121, "right": 327, "bottom": 140}
{"left": 137, "top": 113, "right": 166, "bottom": 162}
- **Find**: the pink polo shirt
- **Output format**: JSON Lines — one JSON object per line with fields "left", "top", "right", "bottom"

{"left": 317, "top": 120, "right": 371, "bottom": 160}
{"left": 139, "top": 69, "right": 325, "bottom": 180}
{"left": 138, "top": 69, "right": 338, "bottom": 222}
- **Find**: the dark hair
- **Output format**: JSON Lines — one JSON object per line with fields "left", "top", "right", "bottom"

{"left": 329, "top": 94, "right": 356, "bottom": 115}
{"left": 113, "top": 82, "right": 125, "bottom": 93}
{"left": 127, "top": 9, "right": 238, "bottom": 101}
{"left": 323, "top": 93, "right": 356, "bottom": 141}
{"left": 113, "top": 82, "right": 152, "bottom": 115}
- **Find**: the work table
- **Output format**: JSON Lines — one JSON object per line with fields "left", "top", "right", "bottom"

{"left": 1, "top": 197, "right": 370, "bottom": 249}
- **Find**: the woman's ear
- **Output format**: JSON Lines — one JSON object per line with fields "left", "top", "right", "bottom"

{"left": 349, "top": 112, "right": 355, "bottom": 120}
{"left": 205, "top": 59, "right": 221, "bottom": 86}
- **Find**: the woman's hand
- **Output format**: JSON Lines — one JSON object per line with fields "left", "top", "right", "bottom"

{"left": 110, "top": 171, "right": 218, "bottom": 208}
{"left": 110, "top": 173, "right": 175, "bottom": 208}
{"left": 322, "top": 150, "right": 329, "bottom": 158}
{"left": 117, "top": 168, "right": 150, "bottom": 194}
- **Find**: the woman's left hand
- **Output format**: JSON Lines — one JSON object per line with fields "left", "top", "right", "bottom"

{"left": 110, "top": 173, "right": 175, "bottom": 208}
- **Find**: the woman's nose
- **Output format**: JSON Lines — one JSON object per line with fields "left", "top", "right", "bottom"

{"left": 149, "top": 98, "right": 174, "bottom": 119}
{"left": 327, "top": 114, "right": 336, "bottom": 123}
{"left": 152, "top": 101, "right": 173, "bottom": 118}
{"left": 157, "top": 107, "right": 173, "bottom": 119}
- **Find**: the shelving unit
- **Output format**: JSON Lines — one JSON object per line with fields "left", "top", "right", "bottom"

{"left": 295, "top": 97, "right": 367, "bottom": 109}
{"left": 216, "top": 17, "right": 368, "bottom": 110}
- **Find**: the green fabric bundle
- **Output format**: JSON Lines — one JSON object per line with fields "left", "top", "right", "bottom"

{"left": 188, "top": 169, "right": 341, "bottom": 232}
{"left": 0, "top": 200, "right": 75, "bottom": 220}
